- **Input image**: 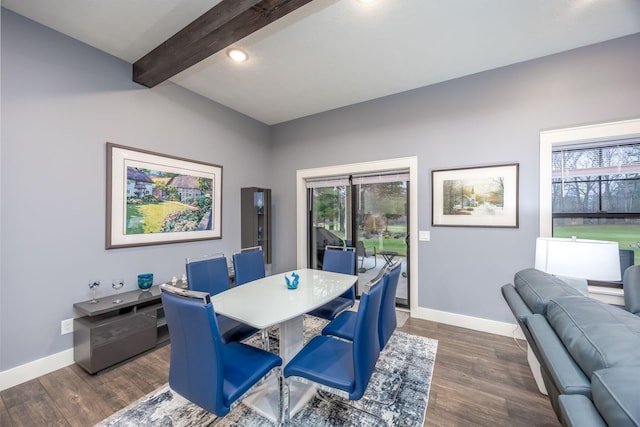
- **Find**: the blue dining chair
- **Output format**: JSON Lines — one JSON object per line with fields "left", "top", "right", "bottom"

{"left": 307, "top": 245, "right": 356, "bottom": 320}
{"left": 232, "top": 246, "right": 266, "bottom": 286}
{"left": 320, "top": 262, "right": 403, "bottom": 406}
{"left": 283, "top": 271, "right": 384, "bottom": 423}
{"left": 231, "top": 247, "right": 273, "bottom": 349}
{"left": 186, "top": 253, "right": 231, "bottom": 295}
{"left": 185, "top": 253, "right": 258, "bottom": 343}
{"left": 160, "top": 284, "right": 282, "bottom": 419}
{"left": 322, "top": 260, "right": 402, "bottom": 350}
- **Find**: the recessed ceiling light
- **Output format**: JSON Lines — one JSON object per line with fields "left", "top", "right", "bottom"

{"left": 227, "top": 48, "right": 248, "bottom": 62}
{"left": 358, "top": 0, "right": 376, "bottom": 3}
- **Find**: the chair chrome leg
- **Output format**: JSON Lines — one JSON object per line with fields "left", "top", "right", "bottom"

{"left": 262, "top": 328, "right": 270, "bottom": 352}
{"left": 209, "top": 415, "right": 223, "bottom": 426}
{"left": 275, "top": 368, "right": 286, "bottom": 427}
{"left": 283, "top": 378, "right": 291, "bottom": 426}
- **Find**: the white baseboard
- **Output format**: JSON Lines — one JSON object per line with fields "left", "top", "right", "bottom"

{"left": 0, "top": 348, "right": 74, "bottom": 391}
{"left": 411, "top": 306, "right": 525, "bottom": 340}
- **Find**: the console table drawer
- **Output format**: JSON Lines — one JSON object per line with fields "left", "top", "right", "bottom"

{"left": 74, "top": 311, "right": 157, "bottom": 373}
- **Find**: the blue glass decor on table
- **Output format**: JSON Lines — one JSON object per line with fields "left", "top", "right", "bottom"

{"left": 285, "top": 272, "right": 300, "bottom": 290}
{"left": 138, "top": 273, "right": 153, "bottom": 291}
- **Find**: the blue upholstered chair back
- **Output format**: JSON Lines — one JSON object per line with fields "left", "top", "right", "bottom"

{"left": 352, "top": 271, "right": 384, "bottom": 399}
{"left": 232, "top": 248, "right": 266, "bottom": 286}
{"left": 322, "top": 247, "right": 356, "bottom": 274}
{"left": 323, "top": 247, "right": 356, "bottom": 300}
{"left": 160, "top": 288, "right": 227, "bottom": 415}
{"left": 185, "top": 254, "right": 230, "bottom": 296}
{"left": 379, "top": 261, "right": 402, "bottom": 349}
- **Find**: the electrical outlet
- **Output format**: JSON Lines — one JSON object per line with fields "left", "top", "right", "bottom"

{"left": 61, "top": 318, "right": 74, "bottom": 335}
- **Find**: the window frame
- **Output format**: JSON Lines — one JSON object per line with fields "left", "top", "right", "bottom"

{"left": 540, "top": 118, "right": 640, "bottom": 304}
{"left": 551, "top": 141, "right": 640, "bottom": 218}
{"left": 540, "top": 118, "right": 640, "bottom": 235}
{"left": 296, "top": 157, "right": 419, "bottom": 313}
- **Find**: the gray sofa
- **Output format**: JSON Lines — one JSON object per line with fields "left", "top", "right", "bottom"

{"left": 501, "top": 267, "right": 640, "bottom": 427}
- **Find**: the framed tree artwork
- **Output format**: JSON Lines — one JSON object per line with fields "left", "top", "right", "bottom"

{"left": 432, "top": 163, "right": 519, "bottom": 228}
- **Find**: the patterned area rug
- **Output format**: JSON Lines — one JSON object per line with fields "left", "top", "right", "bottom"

{"left": 97, "top": 315, "right": 437, "bottom": 427}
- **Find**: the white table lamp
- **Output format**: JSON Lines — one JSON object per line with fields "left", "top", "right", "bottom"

{"left": 535, "top": 237, "right": 621, "bottom": 282}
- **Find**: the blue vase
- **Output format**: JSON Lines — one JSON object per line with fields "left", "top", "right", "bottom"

{"left": 138, "top": 273, "right": 153, "bottom": 291}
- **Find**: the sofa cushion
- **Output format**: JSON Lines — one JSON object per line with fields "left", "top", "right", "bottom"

{"left": 547, "top": 296, "right": 640, "bottom": 378}
{"left": 514, "top": 268, "right": 583, "bottom": 315}
{"left": 592, "top": 367, "right": 640, "bottom": 427}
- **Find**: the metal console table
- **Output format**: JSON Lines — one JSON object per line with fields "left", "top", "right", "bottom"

{"left": 73, "top": 286, "right": 168, "bottom": 374}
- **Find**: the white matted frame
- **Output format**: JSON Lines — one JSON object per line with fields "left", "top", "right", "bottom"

{"left": 106, "top": 143, "right": 222, "bottom": 249}
{"left": 432, "top": 163, "right": 519, "bottom": 228}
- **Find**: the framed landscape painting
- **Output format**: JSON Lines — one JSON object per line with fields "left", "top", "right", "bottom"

{"left": 432, "top": 163, "right": 519, "bottom": 228}
{"left": 106, "top": 143, "right": 222, "bottom": 249}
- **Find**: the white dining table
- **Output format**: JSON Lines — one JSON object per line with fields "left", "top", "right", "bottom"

{"left": 210, "top": 268, "right": 357, "bottom": 423}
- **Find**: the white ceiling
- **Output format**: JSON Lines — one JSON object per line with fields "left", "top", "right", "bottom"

{"left": 4, "top": 0, "right": 640, "bottom": 125}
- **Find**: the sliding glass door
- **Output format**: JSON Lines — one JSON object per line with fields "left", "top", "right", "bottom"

{"left": 309, "top": 180, "right": 351, "bottom": 270}
{"left": 308, "top": 172, "right": 409, "bottom": 308}
{"left": 353, "top": 176, "right": 408, "bottom": 307}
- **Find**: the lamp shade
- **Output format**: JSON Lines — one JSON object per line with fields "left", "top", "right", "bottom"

{"left": 535, "top": 237, "right": 621, "bottom": 281}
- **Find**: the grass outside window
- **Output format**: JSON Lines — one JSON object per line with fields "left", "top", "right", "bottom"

{"left": 554, "top": 224, "right": 640, "bottom": 265}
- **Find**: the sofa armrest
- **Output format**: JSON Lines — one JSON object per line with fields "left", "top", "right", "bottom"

{"left": 559, "top": 395, "right": 607, "bottom": 427}
{"left": 501, "top": 284, "right": 532, "bottom": 323}
{"left": 502, "top": 283, "right": 543, "bottom": 365}
{"left": 526, "top": 314, "right": 591, "bottom": 397}
{"left": 623, "top": 264, "right": 640, "bottom": 315}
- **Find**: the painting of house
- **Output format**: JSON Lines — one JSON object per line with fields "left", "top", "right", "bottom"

{"left": 167, "top": 175, "right": 207, "bottom": 201}
{"left": 126, "top": 167, "right": 154, "bottom": 199}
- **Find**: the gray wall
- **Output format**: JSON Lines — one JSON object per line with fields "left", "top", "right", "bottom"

{"left": 0, "top": 10, "right": 271, "bottom": 370}
{"left": 270, "top": 33, "right": 640, "bottom": 322}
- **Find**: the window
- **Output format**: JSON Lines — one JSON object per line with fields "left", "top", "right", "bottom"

{"left": 540, "top": 118, "right": 640, "bottom": 294}
{"left": 551, "top": 141, "right": 640, "bottom": 269}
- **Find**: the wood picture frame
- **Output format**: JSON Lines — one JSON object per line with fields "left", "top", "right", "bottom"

{"left": 106, "top": 143, "right": 222, "bottom": 249}
{"left": 432, "top": 163, "right": 519, "bottom": 228}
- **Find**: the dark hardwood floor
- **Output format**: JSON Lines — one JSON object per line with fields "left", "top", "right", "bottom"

{"left": 404, "top": 319, "right": 560, "bottom": 427}
{"left": 1, "top": 318, "right": 560, "bottom": 426}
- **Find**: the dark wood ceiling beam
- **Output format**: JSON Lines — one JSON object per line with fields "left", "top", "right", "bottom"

{"left": 133, "top": 0, "right": 314, "bottom": 88}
